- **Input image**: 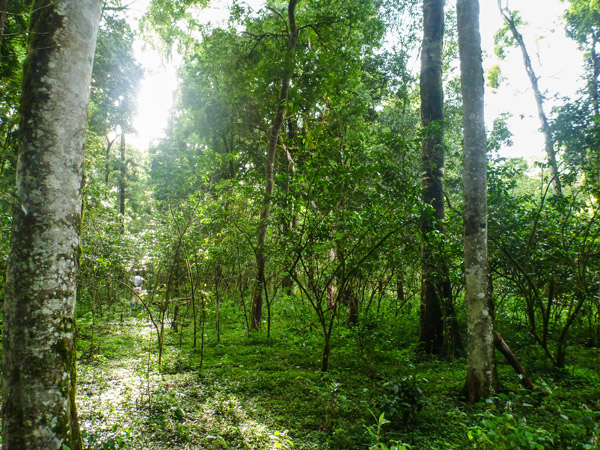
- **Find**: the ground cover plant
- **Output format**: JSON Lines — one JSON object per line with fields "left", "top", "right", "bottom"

{"left": 1, "top": 0, "right": 600, "bottom": 448}
{"left": 74, "top": 296, "right": 600, "bottom": 450}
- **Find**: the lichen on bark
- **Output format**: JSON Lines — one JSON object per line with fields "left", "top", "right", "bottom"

{"left": 2, "top": 1, "right": 103, "bottom": 449}
{"left": 457, "top": 0, "right": 498, "bottom": 402}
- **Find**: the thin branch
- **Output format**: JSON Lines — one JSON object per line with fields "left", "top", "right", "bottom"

{"left": 266, "top": 6, "right": 288, "bottom": 34}
{"left": 297, "top": 23, "right": 327, "bottom": 49}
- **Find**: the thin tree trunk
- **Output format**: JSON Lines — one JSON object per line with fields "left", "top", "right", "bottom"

{"left": 119, "top": 130, "right": 126, "bottom": 233}
{"left": 215, "top": 268, "right": 221, "bottom": 342}
{"left": 591, "top": 36, "right": 600, "bottom": 118}
{"left": 172, "top": 304, "right": 180, "bottom": 332}
{"left": 419, "top": 0, "right": 450, "bottom": 354}
{"left": 158, "top": 307, "right": 166, "bottom": 366}
{"left": 327, "top": 248, "right": 337, "bottom": 310}
{"left": 251, "top": 0, "right": 301, "bottom": 330}
{"left": 0, "top": 0, "right": 7, "bottom": 47}
{"left": 322, "top": 335, "right": 331, "bottom": 372}
{"left": 556, "top": 291, "right": 587, "bottom": 367}
{"left": 347, "top": 290, "right": 358, "bottom": 326}
{"left": 589, "top": 36, "right": 600, "bottom": 195}
{"left": 185, "top": 257, "right": 197, "bottom": 347}
{"left": 200, "top": 290, "right": 207, "bottom": 375}
{"left": 396, "top": 270, "right": 406, "bottom": 317}
{"left": 282, "top": 275, "right": 294, "bottom": 296}
{"left": 2, "top": 1, "right": 102, "bottom": 448}
{"left": 321, "top": 310, "right": 337, "bottom": 372}
{"left": 497, "top": 1, "right": 562, "bottom": 196}
{"left": 104, "top": 135, "right": 116, "bottom": 186}
{"left": 457, "top": 0, "right": 498, "bottom": 403}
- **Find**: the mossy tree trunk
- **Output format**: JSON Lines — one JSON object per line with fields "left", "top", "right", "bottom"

{"left": 1, "top": 1, "right": 102, "bottom": 448}
{"left": 457, "top": 0, "right": 498, "bottom": 403}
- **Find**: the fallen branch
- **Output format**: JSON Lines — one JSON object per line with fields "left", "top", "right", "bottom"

{"left": 494, "top": 331, "right": 536, "bottom": 390}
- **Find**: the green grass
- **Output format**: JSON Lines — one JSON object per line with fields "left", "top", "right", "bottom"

{"left": 75, "top": 302, "right": 600, "bottom": 449}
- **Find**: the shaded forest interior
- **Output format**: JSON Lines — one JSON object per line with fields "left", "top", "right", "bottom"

{"left": 0, "top": 0, "right": 599, "bottom": 449}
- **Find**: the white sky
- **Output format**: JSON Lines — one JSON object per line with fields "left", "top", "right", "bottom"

{"left": 127, "top": 0, "right": 238, "bottom": 149}
{"left": 479, "top": 0, "right": 584, "bottom": 159}
{"left": 127, "top": 0, "right": 585, "bottom": 160}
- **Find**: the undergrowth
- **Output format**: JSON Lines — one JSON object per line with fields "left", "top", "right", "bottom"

{"left": 75, "top": 302, "right": 600, "bottom": 449}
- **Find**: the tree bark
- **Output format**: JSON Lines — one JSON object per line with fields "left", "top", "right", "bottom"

{"left": 250, "top": 0, "right": 301, "bottom": 330}
{"left": 493, "top": 331, "right": 535, "bottom": 390}
{"left": 419, "top": 0, "right": 451, "bottom": 354}
{"left": 457, "top": 0, "right": 498, "bottom": 403}
{"left": 497, "top": 1, "right": 562, "bottom": 196}
{"left": 104, "top": 135, "right": 116, "bottom": 186}
{"left": 346, "top": 286, "right": 358, "bottom": 326}
{"left": 119, "top": 129, "right": 126, "bottom": 233}
{"left": 0, "top": 0, "right": 7, "bottom": 47}
{"left": 2, "top": 1, "right": 102, "bottom": 448}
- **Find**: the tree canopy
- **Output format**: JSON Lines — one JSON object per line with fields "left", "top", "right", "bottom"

{"left": 0, "top": 0, "right": 599, "bottom": 448}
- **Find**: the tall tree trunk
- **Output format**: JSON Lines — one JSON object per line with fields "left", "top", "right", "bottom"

{"left": 250, "top": 0, "right": 301, "bottom": 330}
{"left": 0, "top": 0, "right": 7, "bottom": 47}
{"left": 497, "top": 1, "right": 562, "bottom": 196}
{"left": 2, "top": 1, "right": 102, "bottom": 448}
{"left": 419, "top": 0, "right": 451, "bottom": 354}
{"left": 457, "top": 0, "right": 498, "bottom": 403}
{"left": 281, "top": 126, "right": 297, "bottom": 298}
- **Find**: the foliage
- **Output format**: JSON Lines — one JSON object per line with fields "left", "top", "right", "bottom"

{"left": 377, "top": 376, "right": 426, "bottom": 424}
{"left": 82, "top": 426, "right": 133, "bottom": 450}
{"left": 0, "top": 0, "right": 30, "bottom": 301}
{"left": 467, "top": 389, "right": 600, "bottom": 450}
{"left": 73, "top": 306, "right": 600, "bottom": 449}
{"left": 2, "top": 1, "right": 600, "bottom": 449}
{"left": 493, "top": 11, "right": 525, "bottom": 59}
{"left": 564, "top": 0, "right": 600, "bottom": 47}
{"left": 365, "top": 411, "right": 412, "bottom": 450}
{"left": 89, "top": 12, "right": 143, "bottom": 135}
{"left": 468, "top": 411, "right": 555, "bottom": 449}
{"left": 552, "top": 99, "right": 600, "bottom": 195}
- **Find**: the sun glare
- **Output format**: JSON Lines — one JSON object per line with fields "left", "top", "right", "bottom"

{"left": 127, "top": 0, "right": 583, "bottom": 160}
{"left": 131, "top": 47, "right": 179, "bottom": 150}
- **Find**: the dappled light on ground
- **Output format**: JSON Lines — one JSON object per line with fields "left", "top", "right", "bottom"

{"left": 73, "top": 313, "right": 600, "bottom": 449}
{"left": 77, "top": 319, "right": 296, "bottom": 449}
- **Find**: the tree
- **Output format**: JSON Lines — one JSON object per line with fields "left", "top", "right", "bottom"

{"left": 496, "top": 1, "right": 562, "bottom": 196}
{"left": 88, "top": 11, "right": 142, "bottom": 226}
{"left": 552, "top": 0, "right": 600, "bottom": 196}
{"left": 0, "top": 0, "right": 6, "bottom": 46}
{"left": 419, "top": 0, "right": 453, "bottom": 354}
{"left": 457, "top": 0, "right": 497, "bottom": 402}
{"left": 2, "top": 1, "right": 102, "bottom": 448}
{"left": 119, "top": 131, "right": 126, "bottom": 231}
{"left": 0, "top": 0, "right": 31, "bottom": 301}
{"left": 564, "top": 0, "right": 600, "bottom": 118}
{"left": 148, "top": 0, "right": 396, "bottom": 346}
{"left": 250, "top": 0, "right": 301, "bottom": 330}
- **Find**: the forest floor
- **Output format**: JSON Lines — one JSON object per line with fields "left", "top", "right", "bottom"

{"left": 76, "top": 306, "right": 600, "bottom": 450}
